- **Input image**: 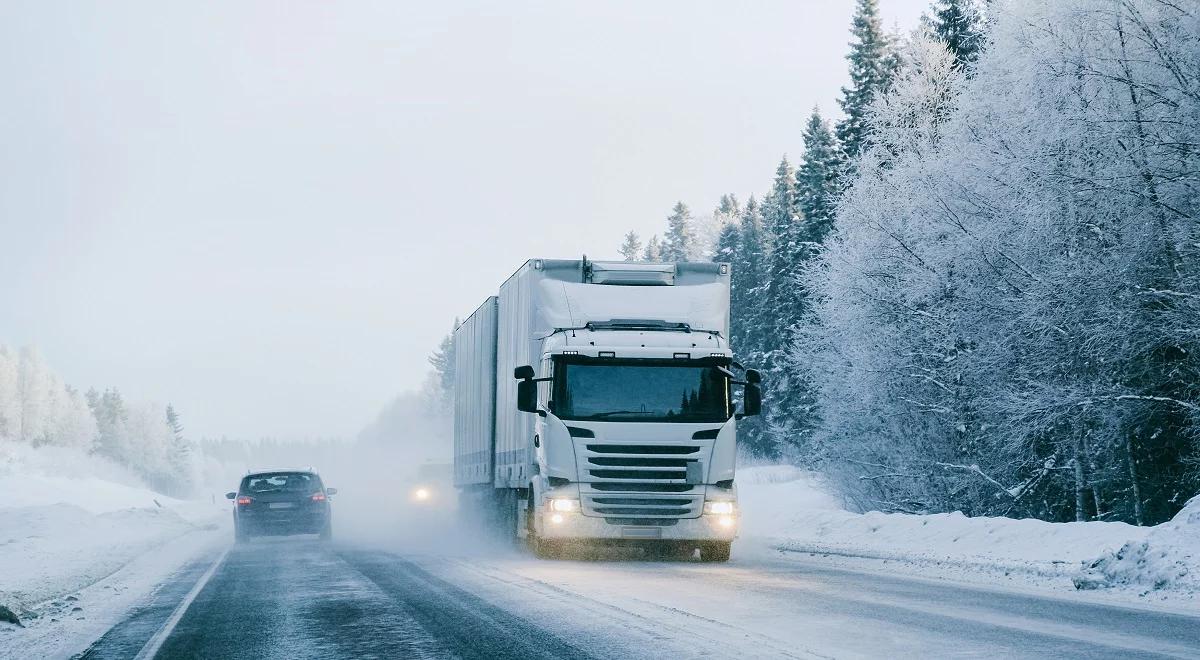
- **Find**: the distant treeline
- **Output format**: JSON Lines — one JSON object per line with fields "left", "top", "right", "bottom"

{"left": 0, "top": 345, "right": 198, "bottom": 496}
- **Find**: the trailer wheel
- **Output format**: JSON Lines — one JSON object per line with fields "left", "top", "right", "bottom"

{"left": 700, "top": 541, "right": 731, "bottom": 562}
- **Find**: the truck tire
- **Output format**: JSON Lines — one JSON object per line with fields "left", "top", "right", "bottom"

{"left": 526, "top": 491, "right": 562, "bottom": 559}
{"left": 700, "top": 541, "right": 731, "bottom": 562}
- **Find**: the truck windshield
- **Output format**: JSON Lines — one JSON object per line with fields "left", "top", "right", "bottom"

{"left": 552, "top": 359, "right": 731, "bottom": 423}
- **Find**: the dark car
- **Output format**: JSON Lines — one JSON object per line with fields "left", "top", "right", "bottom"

{"left": 225, "top": 470, "right": 336, "bottom": 543}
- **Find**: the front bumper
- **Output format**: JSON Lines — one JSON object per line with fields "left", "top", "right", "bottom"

{"left": 537, "top": 511, "right": 738, "bottom": 542}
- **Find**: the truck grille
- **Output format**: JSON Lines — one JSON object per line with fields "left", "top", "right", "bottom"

{"left": 578, "top": 442, "right": 705, "bottom": 519}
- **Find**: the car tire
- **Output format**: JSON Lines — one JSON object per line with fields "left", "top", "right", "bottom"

{"left": 699, "top": 541, "right": 731, "bottom": 562}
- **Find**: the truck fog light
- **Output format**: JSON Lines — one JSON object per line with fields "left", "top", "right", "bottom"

{"left": 549, "top": 498, "right": 580, "bottom": 513}
{"left": 550, "top": 513, "right": 564, "bottom": 524}
{"left": 718, "top": 516, "right": 735, "bottom": 528}
{"left": 703, "top": 501, "right": 735, "bottom": 515}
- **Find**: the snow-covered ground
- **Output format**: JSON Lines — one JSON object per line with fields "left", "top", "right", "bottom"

{"left": 737, "top": 465, "right": 1199, "bottom": 610}
{"left": 0, "top": 444, "right": 226, "bottom": 657}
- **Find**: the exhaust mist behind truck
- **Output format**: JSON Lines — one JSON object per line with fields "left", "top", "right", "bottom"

{"left": 453, "top": 258, "right": 761, "bottom": 561}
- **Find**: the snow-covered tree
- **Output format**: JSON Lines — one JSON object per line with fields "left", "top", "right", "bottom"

{"left": 713, "top": 221, "right": 739, "bottom": 266}
{"left": 89, "top": 387, "right": 131, "bottom": 464}
{"left": 0, "top": 346, "right": 19, "bottom": 441}
{"left": 642, "top": 234, "right": 662, "bottom": 261}
{"left": 731, "top": 196, "right": 768, "bottom": 361}
{"left": 795, "top": 108, "right": 841, "bottom": 250}
{"left": 727, "top": 196, "right": 775, "bottom": 456}
{"left": 428, "top": 321, "right": 459, "bottom": 411}
{"left": 16, "top": 346, "right": 50, "bottom": 444}
{"left": 619, "top": 231, "right": 642, "bottom": 261}
{"left": 930, "top": 0, "right": 983, "bottom": 68}
{"left": 661, "top": 202, "right": 696, "bottom": 262}
{"left": 763, "top": 157, "right": 803, "bottom": 356}
{"left": 165, "top": 404, "right": 197, "bottom": 495}
{"left": 796, "top": 1, "right": 1200, "bottom": 524}
{"left": 43, "top": 382, "right": 96, "bottom": 449}
{"left": 689, "top": 195, "right": 742, "bottom": 262}
{"left": 837, "top": 0, "right": 900, "bottom": 163}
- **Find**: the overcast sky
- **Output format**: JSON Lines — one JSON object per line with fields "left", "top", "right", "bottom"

{"left": 0, "top": 0, "right": 928, "bottom": 441}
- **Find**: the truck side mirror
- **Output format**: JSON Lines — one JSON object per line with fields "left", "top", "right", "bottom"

{"left": 514, "top": 365, "right": 535, "bottom": 380}
{"left": 745, "top": 369, "right": 761, "bottom": 385}
{"left": 517, "top": 379, "right": 538, "bottom": 413}
{"left": 742, "top": 383, "right": 762, "bottom": 417}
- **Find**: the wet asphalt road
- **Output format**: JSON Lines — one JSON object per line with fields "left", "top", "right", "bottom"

{"left": 78, "top": 537, "right": 1200, "bottom": 660}
{"left": 79, "top": 539, "right": 593, "bottom": 660}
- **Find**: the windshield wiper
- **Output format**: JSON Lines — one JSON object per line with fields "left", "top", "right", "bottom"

{"left": 585, "top": 410, "right": 659, "bottom": 419}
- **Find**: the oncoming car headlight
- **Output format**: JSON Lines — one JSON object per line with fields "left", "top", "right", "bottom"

{"left": 548, "top": 498, "right": 580, "bottom": 513}
{"left": 703, "top": 501, "right": 735, "bottom": 515}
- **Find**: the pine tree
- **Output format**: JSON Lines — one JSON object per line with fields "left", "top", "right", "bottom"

{"left": 713, "top": 222, "right": 740, "bottom": 266}
{"left": 661, "top": 201, "right": 696, "bottom": 262}
{"left": 716, "top": 194, "right": 740, "bottom": 220}
{"left": 733, "top": 196, "right": 768, "bottom": 356}
{"left": 764, "top": 157, "right": 803, "bottom": 343}
{"left": 642, "top": 235, "right": 662, "bottom": 261}
{"left": 166, "top": 404, "right": 184, "bottom": 438}
{"left": 931, "top": 0, "right": 982, "bottom": 68}
{"left": 795, "top": 108, "right": 841, "bottom": 253}
{"left": 730, "top": 196, "right": 774, "bottom": 456}
{"left": 428, "top": 320, "right": 459, "bottom": 409}
{"left": 90, "top": 387, "right": 129, "bottom": 464}
{"left": 754, "top": 158, "right": 808, "bottom": 458}
{"left": 837, "top": 0, "right": 897, "bottom": 163}
{"left": 165, "top": 404, "right": 195, "bottom": 495}
{"left": 619, "top": 231, "right": 643, "bottom": 261}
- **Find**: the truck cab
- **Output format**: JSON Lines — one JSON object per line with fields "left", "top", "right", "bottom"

{"left": 518, "top": 327, "right": 759, "bottom": 561}
{"left": 454, "top": 259, "right": 761, "bottom": 561}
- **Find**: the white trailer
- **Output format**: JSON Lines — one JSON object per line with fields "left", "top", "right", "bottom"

{"left": 453, "top": 258, "right": 761, "bottom": 561}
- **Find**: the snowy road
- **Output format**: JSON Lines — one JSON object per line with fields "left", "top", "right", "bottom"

{"left": 73, "top": 537, "right": 1200, "bottom": 659}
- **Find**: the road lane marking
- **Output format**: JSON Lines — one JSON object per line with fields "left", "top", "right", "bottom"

{"left": 133, "top": 547, "right": 230, "bottom": 660}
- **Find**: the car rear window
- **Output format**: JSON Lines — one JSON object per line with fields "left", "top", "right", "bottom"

{"left": 241, "top": 472, "right": 323, "bottom": 494}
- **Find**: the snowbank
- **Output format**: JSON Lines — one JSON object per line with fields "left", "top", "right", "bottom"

{"left": 736, "top": 466, "right": 1200, "bottom": 605}
{"left": 1074, "top": 496, "right": 1200, "bottom": 594}
{"left": 0, "top": 445, "right": 225, "bottom": 620}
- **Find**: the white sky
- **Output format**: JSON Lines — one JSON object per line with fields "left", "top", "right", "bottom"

{"left": 0, "top": 0, "right": 928, "bottom": 441}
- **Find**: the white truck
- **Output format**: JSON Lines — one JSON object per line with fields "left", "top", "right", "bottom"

{"left": 453, "top": 258, "right": 761, "bottom": 561}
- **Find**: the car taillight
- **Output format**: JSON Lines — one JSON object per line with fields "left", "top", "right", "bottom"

{"left": 311, "top": 492, "right": 326, "bottom": 502}
{"left": 237, "top": 496, "right": 252, "bottom": 506}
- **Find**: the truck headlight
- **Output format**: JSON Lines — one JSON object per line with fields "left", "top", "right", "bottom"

{"left": 548, "top": 498, "right": 580, "bottom": 513}
{"left": 703, "top": 501, "right": 735, "bottom": 515}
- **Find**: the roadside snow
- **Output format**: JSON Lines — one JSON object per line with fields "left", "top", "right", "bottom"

{"left": 1074, "top": 495, "right": 1199, "bottom": 595}
{"left": 0, "top": 444, "right": 226, "bottom": 655}
{"left": 737, "top": 465, "right": 1197, "bottom": 608}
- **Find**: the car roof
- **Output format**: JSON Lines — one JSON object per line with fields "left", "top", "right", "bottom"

{"left": 243, "top": 468, "right": 320, "bottom": 477}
